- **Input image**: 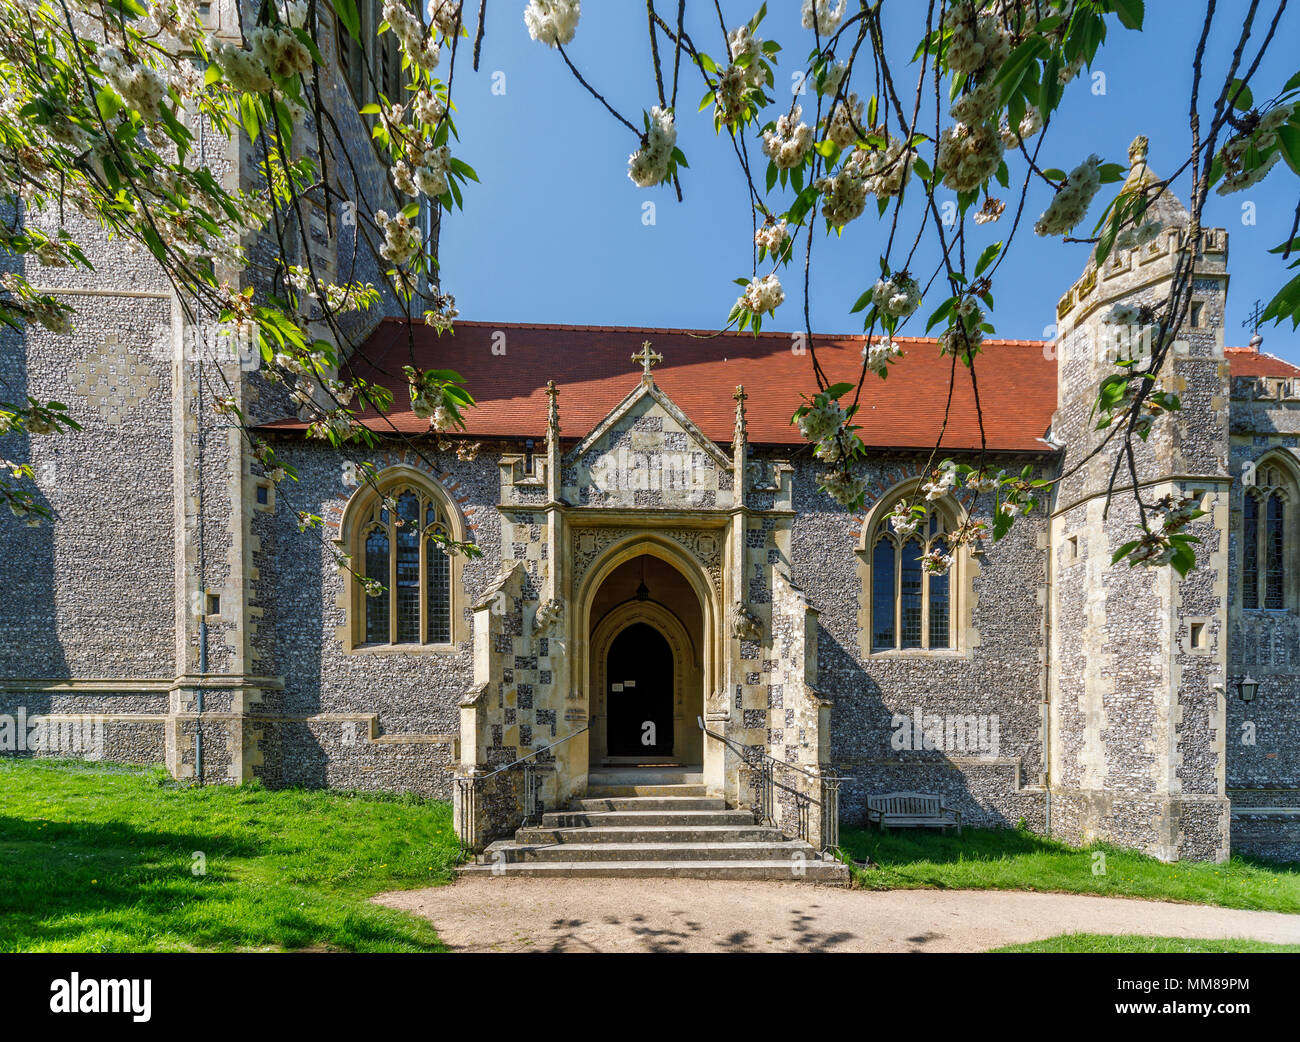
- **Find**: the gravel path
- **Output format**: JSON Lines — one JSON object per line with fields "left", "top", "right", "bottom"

{"left": 375, "top": 878, "right": 1300, "bottom": 953}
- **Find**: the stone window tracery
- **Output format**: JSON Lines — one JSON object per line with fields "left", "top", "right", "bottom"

{"left": 1243, "top": 460, "right": 1296, "bottom": 611}
{"left": 348, "top": 473, "right": 458, "bottom": 648}
{"left": 869, "top": 502, "right": 954, "bottom": 652}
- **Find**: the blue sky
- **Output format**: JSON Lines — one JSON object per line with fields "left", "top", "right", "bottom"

{"left": 439, "top": 1, "right": 1299, "bottom": 362}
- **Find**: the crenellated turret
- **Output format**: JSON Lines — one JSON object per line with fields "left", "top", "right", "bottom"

{"left": 1046, "top": 137, "right": 1232, "bottom": 862}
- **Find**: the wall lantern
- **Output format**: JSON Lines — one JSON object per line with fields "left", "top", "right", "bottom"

{"left": 1237, "top": 675, "right": 1259, "bottom": 703}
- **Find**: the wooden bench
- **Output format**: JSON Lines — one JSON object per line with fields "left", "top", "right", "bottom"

{"left": 866, "top": 792, "right": 962, "bottom": 835}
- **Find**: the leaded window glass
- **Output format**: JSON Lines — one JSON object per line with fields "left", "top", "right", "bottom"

{"left": 1266, "top": 492, "right": 1285, "bottom": 609}
{"left": 358, "top": 484, "right": 457, "bottom": 645}
{"left": 1244, "top": 493, "right": 1259, "bottom": 609}
{"left": 869, "top": 501, "right": 955, "bottom": 651}
{"left": 364, "top": 529, "right": 390, "bottom": 644}
{"left": 871, "top": 539, "right": 896, "bottom": 651}
{"left": 1243, "top": 462, "right": 1293, "bottom": 612}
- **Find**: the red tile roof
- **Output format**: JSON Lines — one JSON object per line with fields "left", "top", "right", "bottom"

{"left": 262, "top": 322, "right": 1298, "bottom": 450}
{"left": 1225, "top": 345, "right": 1300, "bottom": 378}
{"left": 263, "top": 319, "right": 1062, "bottom": 453}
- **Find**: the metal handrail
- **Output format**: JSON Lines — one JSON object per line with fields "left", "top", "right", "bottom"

{"left": 456, "top": 724, "right": 589, "bottom": 859}
{"left": 698, "top": 716, "right": 842, "bottom": 854}
{"left": 473, "top": 723, "right": 590, "bottom": 782}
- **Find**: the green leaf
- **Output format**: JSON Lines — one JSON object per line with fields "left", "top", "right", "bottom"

{"left": 974, "top": 240, "right": 1002, "bottom": 279}
{"left": 1111, "top": 0, "right": 1144, "bottom": 30}
{"left": 1227, "top": 78, "right": 1253, "bottom": 111}
{"left": 1276, "top": 123, "right": 1300, "bottom": 176}
{"left": 95, "top": 88, "right": 122, "bottom": 122}
{"left": 334, "top": 0, "right": 361, "bottom": 40}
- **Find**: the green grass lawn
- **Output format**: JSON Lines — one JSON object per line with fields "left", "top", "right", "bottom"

{"left": 992, "top": 934, "right": 1300, "bottom": 953}
{"left": 0, "top": 758, "right": 460, "bottom": 952}
{"left": 839, "top": 825, "right": 1300, "bottom": 914}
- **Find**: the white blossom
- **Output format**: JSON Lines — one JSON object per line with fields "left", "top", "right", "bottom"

{"left": 797, "top": 391, "right": 845, "bottom": 443}
{"left": 628, "top": 106, "right": 677, "bottom": 188}
{"left": 856, "top": 139, "right": 916, "bottom": 200}
{"left": 814, "top": 165, "right": 867, "bottom": 226}
{"left": 937, "top": 120, "right": 1004, "bottom": 192}
{"left": 428, "top": 0, "right": 462, "bottom": 36}
{"left": 826, "top": 92, "right": 864, "bottom": 149}
{"left": 871, "top": 272, "right": 922, "bottom": 318}
{"left": 763, "top": 107, "right": 814, "bottom": 170}
{"left": 375, "top": 209, "right": 421, "bottom": 265}
{"left": 754, "top": 219, "right": 789, "bottom": 255}
{"left": 738, "top": 273, "right": 785, "bottom": 315}
{"left": 1034, "top": 154, "right": 1101, "bottom": 236}
{"left": 863, "top": 337, "right": 903, "bottom": 376}
{"left": 802, "top": 0, "right": 847, "bottom": 36}
{"left": 890, "top": 502, "right": 921, "bottom": 537}
{"left": 820, "top": 467, "right": 867, "bottom": 506}
{"left": 525, "top": 0, "right": 581, "bottom": 47}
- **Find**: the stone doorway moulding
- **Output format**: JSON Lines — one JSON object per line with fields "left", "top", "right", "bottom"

{"left": 572, "top": 531, "right": 723, "bottom": 785}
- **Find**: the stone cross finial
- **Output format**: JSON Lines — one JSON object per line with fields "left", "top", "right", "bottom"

{"left": 546, "top": 379, "right": 559, "bottom": 436}
{"left": 632, "top": 340, "right": 663, "bottom": 377}
{"left": 1125, "top": 134, "right": 1150, "bottom": 186}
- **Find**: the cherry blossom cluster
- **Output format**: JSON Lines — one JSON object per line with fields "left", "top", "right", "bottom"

{"left": 872, "top": 272, "right": 922, "bottom": 318}
{"left": 1000, "top": 105, "right": 1042, "bottom": 150}
{"left": 393, "top": 142, "right": 452, "bottom": 199}
{"left": 862, "top": 336, "right": 903, "bottom": 377}
{"left": 815, "top": 164, "right": 868, "bottom": 226}
{"left": 628, "top": 106, "right": 677, "bottom": 187}
{"left": 754, "top": 219, "right": 789, "bottom": 256}
{"left": 1034, "top": 154, "right": 1102, "bottom": 236}
{"left": 383, "top": 0, "right": 441, "bottom": 72}
{"left": 819, "top": 467, "right": 867, "bottom": 507}
{"left": 763, "top": 107, "right": 814, "bottom": 170}
{"left": 1216, "top": 102, "right": 1295, "bottom": 194}
{"left": 428, "top": 0, "right": 463, "bottom": 36}
{"left": 825, "top": 93, "right": 864, "bottom": 149}
{"left": 727, "top": 25, "right": 768, "bottom": 89}
{"left": 937, "top": 119, "right": 1004, "bottom": 193}
{"left": 525, "top": 0, "right": 581, "bottom": 48}
{"left": 99, "top": 47, "right": 168, "bottom": 123}
{"left": 938, "top": 298, "right": 985, "bottom": 357}
{"left": 797, "top": 390, "right": 847, "bottom": 445}
{"left": 375, "top": 210, "right": 422, "bottom": 265}
{"left": 802, "top": 0, "right": 847, "bottom": 36}
{"left": 923, "top": 461, "right": 959, "bottom": 501}
{"left": 858, "top": 137, "right": 917, "bottom": 200}
{"left": 946, "top": 3, "right": 1013, "bottom": 76}
{"left": 737, "top": 273, "right": 784, "bottom": 316}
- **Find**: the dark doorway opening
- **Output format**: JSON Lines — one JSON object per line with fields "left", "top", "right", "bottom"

{"left": 605, "top": 622, "right": 674, "bottom": 757}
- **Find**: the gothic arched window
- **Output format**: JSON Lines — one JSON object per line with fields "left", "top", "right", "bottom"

{"left": 348, "top": 473, "right": 459, "bottom": 649}
{"left": 1243, "top": 460, "right": 1296, "bottom": 611}
{"left": 869, "top": 501, "right": 956, "bottom": 652}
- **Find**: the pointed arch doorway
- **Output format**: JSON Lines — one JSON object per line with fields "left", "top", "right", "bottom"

{"left": 587, "top": 553, "right": 705, "bottom": 768}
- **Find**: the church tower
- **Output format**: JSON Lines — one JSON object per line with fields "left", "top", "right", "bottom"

{"left": 1047, "top": 138, "right": 1233, "bottom": 861}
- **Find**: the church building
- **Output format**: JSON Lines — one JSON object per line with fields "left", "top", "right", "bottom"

{"left": 3, "top": 2, "right": 1299, "bottom": 871}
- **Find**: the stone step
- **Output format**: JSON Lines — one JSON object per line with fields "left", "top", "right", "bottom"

{"left": 586, "top": 768, "right": 704, "bottom": 787}
{"left": 573, "top": 795, "right": 727, "bottom": 812}
{"left": 460, "top": 859, "right": 850, "bottom": 882}
{"left": 540, "top": 809, "right": 756, "bottom": 828}
{"left": 515, "top": 824, "right": 786, "bottom": 845}
{"left": 583, "top": 784, "right": 710, "bottom": 798}
{"left": 483, "top": 840, "right": 819, "bottom": 864}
